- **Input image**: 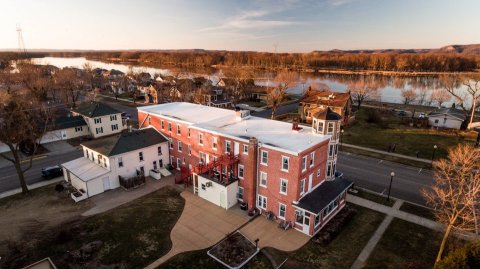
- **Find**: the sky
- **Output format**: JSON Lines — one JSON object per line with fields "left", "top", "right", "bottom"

{"left": 1, "top": 0, "right": 479, "bottom": 52}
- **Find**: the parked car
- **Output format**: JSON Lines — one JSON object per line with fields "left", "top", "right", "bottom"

{"left": 41, "top": 165, "right": 63, "bottom": 179}
{"left": 121, "top": 112, "right": 131, "bottom": 120}
{"left": 418, "top": 112, "right": 426, "bottom": 119}
{"left": 397, "top": 110, "right": 407, "bottom": 117}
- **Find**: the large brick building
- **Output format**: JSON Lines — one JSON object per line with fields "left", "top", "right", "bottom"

{"left": 137, "top": 102, "right": 352, "bottom": 236}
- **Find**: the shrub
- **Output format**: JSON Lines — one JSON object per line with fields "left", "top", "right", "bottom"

{"left": 54, "top": 183, "right": 65, "bottom": 192}
{"left": 435, "top": 241, "right": 480, "bottom": 269}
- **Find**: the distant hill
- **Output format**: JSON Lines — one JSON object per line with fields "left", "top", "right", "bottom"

{"left": 313, "top": 44, "right": 480, "bottom": 55}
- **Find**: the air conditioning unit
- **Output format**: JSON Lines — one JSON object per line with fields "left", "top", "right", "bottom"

{"left": 205, "top": 182, "right": 212, "bottom": 187}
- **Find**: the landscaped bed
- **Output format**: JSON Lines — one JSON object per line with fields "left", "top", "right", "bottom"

{"left": 265, "top": 204, "right": 385, "bottom": 269}
{"left": 0, "top": 186, "right": 185, "bottom": 269}
{"left": 364, "top": 218, "right": 465, "bottom": 269}
{"left": 207, "top": 231, "right": 259, "bottom": 268}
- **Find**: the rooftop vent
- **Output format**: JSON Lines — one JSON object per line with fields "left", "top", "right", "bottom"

{"left": 292, "top": 118, "right": 303, "bottom": 132}
{"left": 235, "top": 110, "right": 250, "bottom": 121}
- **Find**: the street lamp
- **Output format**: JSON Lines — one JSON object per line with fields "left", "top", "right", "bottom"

{"left": 387, "top": 171, "right": 395, "bottom": 202}
{"left": 432, "top": 145, "right": 438, "bottom": 162}
{"left": 340, "top": 129, "right": 345, "bottom": 148}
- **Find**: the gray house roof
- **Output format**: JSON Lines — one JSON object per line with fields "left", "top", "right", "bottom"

{"left": 427, "top": 107, "right": 466, "bottom": 121}
{"left": 295, "top": 178, "right": 352, "bottom": 214}
{"left": 72, "top": 102, "right": 121, "bottom": 118}
{"left": 55, "top": 115, "right": 87, "bottom": 129}
{"left": 81, "top": 128, "right": 168, "bottom": 157}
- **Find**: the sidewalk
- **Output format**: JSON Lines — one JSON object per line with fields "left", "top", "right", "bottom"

{"left": 342, "top": 143, "right": 432, "bottom": 164}
{"left": 0, "top": 177, "right": 63, "bottom": 199}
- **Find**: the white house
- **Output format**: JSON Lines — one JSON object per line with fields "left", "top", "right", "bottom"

{"left": 62, "top": 127, "right": 170, "bottom": 202}
{"left": 428, "top": 107, "right": 466, "bottom": 130}
{"left": 71, "top": 102, "right": 127, "bottom": 138}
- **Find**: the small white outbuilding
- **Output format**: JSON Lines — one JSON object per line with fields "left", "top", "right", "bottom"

{"left": 427, "top": 107, "right": 466, "bottom": 130}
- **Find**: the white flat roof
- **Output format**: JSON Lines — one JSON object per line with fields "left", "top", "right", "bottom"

{"left": 138, "top": 102, "right": 331, "bottom": 155}
{"left": 62, "top": 157, "right": 110, "bottom": 182}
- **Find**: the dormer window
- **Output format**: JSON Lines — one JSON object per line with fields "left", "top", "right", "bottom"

{"left": 317, "top": 121, "right": 324, "bottom": 133}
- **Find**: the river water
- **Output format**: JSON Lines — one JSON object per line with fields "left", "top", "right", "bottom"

{"left": 33, "top": 56, "right": 467, "bottom": 107}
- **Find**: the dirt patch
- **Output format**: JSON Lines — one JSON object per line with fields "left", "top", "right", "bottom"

{"left": 0, "top": 184, "right": 92, "bottom": 251}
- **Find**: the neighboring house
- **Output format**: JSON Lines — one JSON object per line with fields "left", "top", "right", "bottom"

{"left": 138, "top": 102, "right": 351, "bottom": 236}
{"left": 203, "top": 87, "right": 232, "bottom": 108}
{"left": 53, "top": 115, "right": 89, "bottom": 140}
{"left": 427, "top": 107, "right": 466, "bottom": 129}
{"left": 299, "top": 89, "right": 352, "bottom": 126}
{"left": 62, "top": 127, "right": 170, "bottom": 202}
{"left": 71, "top": 102, "right": 127, "bottom": 138}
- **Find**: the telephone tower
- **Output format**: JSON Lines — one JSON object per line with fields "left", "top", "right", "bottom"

{"left": 16, "top": 24, "right": 27, "bottom": 55}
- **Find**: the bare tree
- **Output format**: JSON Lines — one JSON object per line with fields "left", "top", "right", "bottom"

{"left": 56, "top": 68, "right": 84, "bottom": 107}
{"left": 430, "top": 89, "right": 451, "bottom": 107}
{"left": 416, "top": 88, "right": 428, "bottom": 106}
{"left": 348, "top": 79, "right": 380, "bottom": 110}
{"left": 0, "top": 92, "right": 51, "bottom": 194}
{"left": 421, "top": 144, "right": 480, "bottom": 264}
{"left": 177, "top": 79, "right": 194, "bottom": 102}
{"left": 401, "top": 88, "right": 417, "bottom": 105}
{"left": 441, "top": 74, "right": 480, "bottom": 128}
{"left": 223, "top": 68, "right": 254, "bottom": 106}
{"left": 267, "top": 71, "right": 298, "bottom": 119}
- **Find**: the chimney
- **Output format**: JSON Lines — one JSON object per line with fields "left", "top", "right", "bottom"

{"left": 244, "top": 137, "right": 258, "bottom": 211}
{"left": 292, "top": 118, "right": 303, "bottom": 132}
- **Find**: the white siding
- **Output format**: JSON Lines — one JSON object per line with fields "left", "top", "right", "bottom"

{"left": 197, "top": 175, "right": 238, "bottom": 209}
{"left": 84, "top": 113, "right": 126, "bottom": 138}
{"left": 87, "top": 177, "right": 105, "bottom": 197}
{"left": 428, "top": 115, "right": 463, "bottom": 130}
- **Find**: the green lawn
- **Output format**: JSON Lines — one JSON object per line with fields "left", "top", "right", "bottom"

{"left": 266, "top": 204, "right": 385, "bottom": 269}
{"left": 1, "top": 187, "right": 185, "bottom": 269}
{"left": 343, "top": 108, "right": 476, "bottom": 160}
{"left": 158, "top": 248, "right": 273, "bottom": 269}
{"left": 399, "top": 202, "right": 436, "bottom": 221}
{"left": 349, "top": 188, "right": 396, "bottom": 207}
{"left": 364, "top": 218, "right": 465, "bottom": 269}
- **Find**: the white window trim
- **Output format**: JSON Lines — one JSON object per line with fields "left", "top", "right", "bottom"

{"left": 225, "top": 140, "right": 231, "bottom": 153}
{"left": 243, "top": 144, "right": 248, "bottom": 155}
{"left": 238, "top": 187, "right": 244, "bottom": 201}
{"left": 198, "top": 133, "right": 204, "bottom": 146}
{"left": 188, "top": 144, "right": 192, "bottom": 156}
{"left": 310, "top": 152, "right": 315, "bottom": 167}
{"left": 238, "top": 164, "right": 244, "bottom": 179}
{"left": 278, "top": 203, "right": 286, "bottom": 220}
{"left": 257, "top": 195, "right": 267, "bottom": 209}
{"left": 176, "top": 124, "right": 181, "bottom": 135}
{"left": 300, "top": 178, "right": 306, "bottom": 195}
{"left": 259, "top": 171, "right": 267, "bottom": 188}
{"left": 280, "top": 178, "right": 288, "bottom": 195}
{"left": 178, "top": 141, "right": 182, "bottom": 152}
{"left": 302, "top": 156, "right": 307, "bottom": 171}
{"left": 261, "top": 150, "right": 268, "bottom": 166}
{"left": 281, "top": 156, "right": 289, "bottom": 172}
{"left": 212, "top": 137, "right": 218, "bottom": 150}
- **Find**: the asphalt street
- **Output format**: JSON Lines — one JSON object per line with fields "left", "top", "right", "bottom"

{"left": 0, "top": 150, "right": 83, "bottom": 193}
{"left": 338, "top": 151, "right": 434, "bottom": 205}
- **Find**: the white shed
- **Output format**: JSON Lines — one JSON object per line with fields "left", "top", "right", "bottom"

{"left": 427, "top": 107, "right": 466, "bottom": 130}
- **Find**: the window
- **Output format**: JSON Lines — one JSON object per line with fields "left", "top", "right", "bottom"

{"left": 279, "top": 203, "right": 286, "bottom": 219}
{"left": 327, "top": 122, "right": 334, "bottom": 134}
{"left": 168, "top": 122, "right": 172, "bottom": 132}
{"left": 199, "top": 152, "right": 206, "bottom": 163}
{"left": 188, "top": 144, "right": 191, "bottom": 156}
{"left": 158, "top": 146, "right": 162, "bottom": 156}
{"left": 295, "top": 210, "right": 304, "bottom": 224}
{"left": 238, "top": 165, "right": 244, "bottom": 179}
{"left": 178, "top": 141, "right": 182, "bottom": 152}
{"left": 324, "top": 199, "right": 339, "bottom": 218}
{"left": 153, "top": 161, "right": 157, "bottom": 170}
{"left": 317, "top": 121, "right": 324, "bottom": 133}
{"left": 300, "top": 178, "right": 305, "bottom": 194}
{"left": 169, "top": 138, "right": 173, "bottom": 149}
{"left": 280, "top": 178, "right": 288, "bottom": 194}
{"left": 110, "top": 115, "right": 117, "bottom": 121}
{"left": 302, "top": 156, "right": 307, "bottom": 171}
{"left": 176, "top": 124, "right": 181, "bottom": 135}
{"left": 182, "top": 157, "right": 186, "bottom": 164}
{"left": 329, "top": 145, "right": 334, "bottom": 157}
{"left": 243, "top": 144, "right": 248, "bottom": 155}
{"left": 257, "top": 195, "right": 267, "bottom": 209}
{"left": 434, "top": 119, "right": 439, "bottom": 124}
{"left": 97, "top": 154, "right": 102, "bottom": 164}
{"left": 281, "top": 156, "right": 289, "bottom": 171}
{"left": 176, "top": 158, "right": 181, "bottom": 169}
{"left": 310, "top": 152, "right": 315, "bottom": 167}
{"left": 75, "top": 126, "right": 83, "bottom": 132}
{"left": 261, "top": 151, "right": 268, "bottom": 165}
{"left": 212, "top": 137, "right": 218, "bottom": 150}
{"left": 327, "top": 162, "right": 332, "bottom": 177}
{"left": 238, "top": 187, "right": 244, "bottom": 200}
{"left": 148, "top": 116, "right": 151, "bottom": 125}
{"left": 314, "top": 214, "right": 320, "bottom": 227}
{"left": 260, "top": 172, "right": 267, "bottom": 187}
{"left": 161, "top": 120, "right": 164, "bottom": 129}
{"left": 139, "top": 152, "right": 144, "bottom": 162}
{"left": 225, "top": 140, "right": 231, "bottom": 153}
{"left": 317, "top": 168, "right": 321, "bottom": 177}
{"left": 198, "top": 133, "right": 203, "bottom": 145}
{"left": 201, "top": 183, "right": 206, "bottom": 190}
{"left": 95, "top": 127, "right": 103, "bottom": 134}
{"left": 118, "top": 157, "right": 123, "bottom": 167}
{"left": 188, "top": 128, "right": 191, "bottom": 137}
{"left": 111, "top": 124, "right": 118, "bottom": 131}
{"left": 94, "top": 118, "right": 102, "bottom": 124}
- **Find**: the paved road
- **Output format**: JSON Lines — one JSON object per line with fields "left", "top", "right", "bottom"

{"left": 338, "top": 151, "right": 434, "bottom": 205}
{"left": 0, "top": 150, "right": 83, "bottom": 193}
{"left": 252, "top": 102, "right": 299, "bottom": 118}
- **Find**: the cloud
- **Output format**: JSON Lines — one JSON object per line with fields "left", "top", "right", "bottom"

{"left": 326, "top": 0, "right": 359, "bottom": 6}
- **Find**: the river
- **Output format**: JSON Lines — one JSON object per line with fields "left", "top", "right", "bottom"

{"left": 33, "top": 57, "right": 468, "bottom": 107}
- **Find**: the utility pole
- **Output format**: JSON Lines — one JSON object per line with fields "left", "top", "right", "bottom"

{"left": 16, "top": 24, "right": 27, "bottom": 56}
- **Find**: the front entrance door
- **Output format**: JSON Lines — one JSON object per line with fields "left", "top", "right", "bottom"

{"left": 303, "top": 212, "right": 310, "bottom": 233}
{"left": 102, "top": 177, "right": 110, "bottom": 191}
{"left": 159, "top": 159, "right": 163, "bottom": 167}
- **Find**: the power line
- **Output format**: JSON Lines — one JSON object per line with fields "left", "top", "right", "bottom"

{"left": 16, "top": 24, "right": 27, "bottom": 55}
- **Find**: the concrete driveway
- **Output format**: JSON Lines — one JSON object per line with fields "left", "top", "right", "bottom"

{"left": 146, "top": 191, "right": 250, "bottom": 268}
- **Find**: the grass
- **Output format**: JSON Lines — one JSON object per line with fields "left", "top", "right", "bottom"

{"left": 364, "top": 218, "right": 465, "bottom": 269}
{"left": 399, "top": 202, "right": 436, "bottom": 221}
{"left": 0, "top": 183, "right": 55, "bottom": 207}
{"left": 265, "top": 204, "right": 385, "bottom": 269}
{"left": 340, "top": 146, "right": 433, "bottom": 169}
{"left": 1, "top": 187, "right": 185, "bottom": 269}
{"left": 343, "top": 107, "right": 476, "bottom": 160}
{"left": 158, "top": 248, "right": 273, "bottom": 269}
{"left": 349, "top": 188, "right": 396, "bottom": 207}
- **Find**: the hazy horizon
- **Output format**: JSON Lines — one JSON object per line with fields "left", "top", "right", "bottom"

{"left": 1, "top": 0, "right": 480, "bottom": 53}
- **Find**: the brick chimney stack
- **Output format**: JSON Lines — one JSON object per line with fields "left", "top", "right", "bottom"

{"left": 244, "top": 137, "right": 258, "bottom": 210}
